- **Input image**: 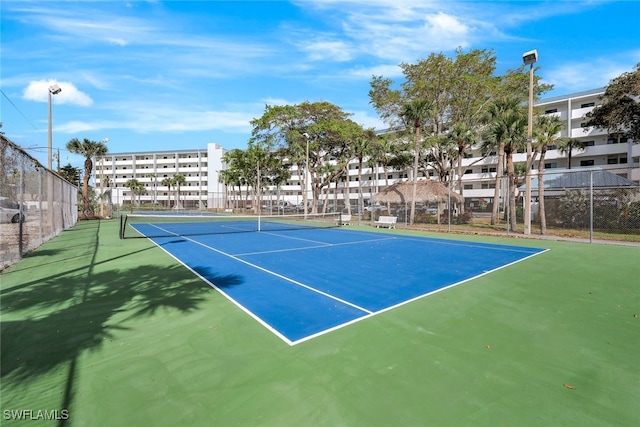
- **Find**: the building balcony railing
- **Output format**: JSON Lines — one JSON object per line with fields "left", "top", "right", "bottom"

{"left": 571, "top": 126, "right": 607, "bottom": 138}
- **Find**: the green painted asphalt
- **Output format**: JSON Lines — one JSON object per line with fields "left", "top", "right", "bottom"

{"left": 1, "top": 220, "right": 639, "bottom": 426}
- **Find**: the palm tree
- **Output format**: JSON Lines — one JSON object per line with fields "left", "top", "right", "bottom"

{"left": 124, "top": 178, "right": 142, "bottom": 210}
{"left": 502, "top": 111, "right": 527, "bottom": 232}
{"left": 483, "top": 99, "right": 515, "bottom": 225}
{"left": 351, "top": 128, "right": 376, "bottom": 217}
{"left": 66, "top": 138, "right": 108, "bottom": 218}
{"left": 447, "top": 122, "right": 479, "bottom": 213}
{"left": 557, "top": 138, "right": 586, "bottom": 169}
{"left": 533, "top": 114, "right": 565, "bottom": 234}
{"left": 173, "top": 174, "right": 186, "bottom": 210}
{"left": 483, "top": 98, "right": 527, "bottom": 230}
{"left": 401, "top": 99, "right": 434, "bottom": 225}
{"left": 101, "top": 176, "right": 112, "bottom": 217}
{"left": 369, "top": 135, "right": 397, "bottom": 213}
{"left": 146, "top": 173, "right": 157, "bottom": 206}
{"left": 161, "top": 177, "right": 174, "bottom": 208}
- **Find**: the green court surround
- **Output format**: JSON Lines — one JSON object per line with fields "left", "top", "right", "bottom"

{"left": 1, "top": 220, "right": 638, "bottom": 426}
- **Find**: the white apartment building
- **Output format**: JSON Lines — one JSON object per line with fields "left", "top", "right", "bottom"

{"left": 96, "top": 143, "right": 226, "bottom": 210}
{"left": 456, "top": 87, "right": 639, "bottom": 210}
{"left": 96, "top": 88, "right": 638, "bottom": 211}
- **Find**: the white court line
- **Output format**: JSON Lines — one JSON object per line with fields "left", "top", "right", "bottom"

{"left": 391, "top": 234, "right": 544, "bottom": 254}
{"left": 234, "top": 236, "right": 398, "bottom": 257}
{"left": 146, "top": 223, "right": 373, "bottom": 316}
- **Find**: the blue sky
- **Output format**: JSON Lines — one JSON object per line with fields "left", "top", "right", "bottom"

{"left": 1, "top": 0, "right": 639, "bottom": 170}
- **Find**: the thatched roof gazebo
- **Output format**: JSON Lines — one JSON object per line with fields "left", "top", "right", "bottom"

{"left": 374, "top": 179, "right": 463, "bottom": 205}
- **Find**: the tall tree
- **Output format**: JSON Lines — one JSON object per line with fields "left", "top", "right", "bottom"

{"left": 367, "top": 135, "right": 400, "bottom": 212}
{"left": 124, "top": 178, "right": 143, "bottom": 209}
{"left": 447, "top": 123, "right": 480, "bottom": 213}
{"left": 369, "top": 48, "right": 548, "bottom": 215}
{"left": 351, "top": 128, "right": 377, "bottom": 217}
{"left": 250, "top": 101, "right": 362, "bottom": 214}
{"left": 556, "top": 138, "right": 585, "bottom": 169}
{"left": 146, "top": 173, "right": 157, "bottom": 206}
{"left": 161, "top": 177, "right": 174, "bottom": 208}
{"left": 66, "top": 138, "right": 108, "bottom": 218}
{"left": 401, "top": 99, "right": 434, "bottom": 225}
{"left": 59, "top": 163, "right": 81, "bottom": 184}
{"left": 585, "top": 63, "right": 640, "bottom": 141}
{"left": 533, "top": 114, "right": 565, "bottom": 234}
{"left": 221, "top": 149, "right": 250, "bottom": 208}
{"left": 173, "top": 174, "right": 186, "bottom": 209}
{"left": 483, "top": 98, "right": 527, "bottom": 229}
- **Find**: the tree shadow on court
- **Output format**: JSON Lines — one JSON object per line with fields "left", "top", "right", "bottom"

{"left": 1, "top": 262, "right": 244, "bottom": 424}
{"left": 0, "top": 264, "right": 230, "bottom": 383}
{"left": 191, "top": 265, "right": 245, "bottom": 289}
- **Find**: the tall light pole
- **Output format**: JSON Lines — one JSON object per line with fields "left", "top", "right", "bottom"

{"left": 47, "top": 84, "right": 62, "bottom": 170}
{"left": 98, "top": 138, "right": 109, "bottom": 218}
{"left": 302, "top": 132, "right": 311, "bottom": 219}
{"left": 522, "top": 49, "right": 537, "bottom": 235}
{"left": 47, "top": 84, "right": 61, "bottom": 232}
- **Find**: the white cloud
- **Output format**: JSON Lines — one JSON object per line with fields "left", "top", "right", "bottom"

{"left": 53, "top": 103, "right": 256, "bottom": 135}
{"left": 303, "top": 40, "right": 353, "bottom": 62}
{"left": 23, "top": 80, "right": 94, "bottom": 106}
{"left": 348, "top": 109, "right": 386, "bottom": 130}
{"left": 348, "top": 64, "right": 403, "bottom": 78}
{"left": 545, "top": 56, "right": 639, "bottom": 93}
{"left": 424, "top": 12, "right": 468, "bottom": 38}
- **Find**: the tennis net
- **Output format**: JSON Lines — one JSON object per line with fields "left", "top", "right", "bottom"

{"left": 119, "top": 212, "right": 344, "bottom": 239}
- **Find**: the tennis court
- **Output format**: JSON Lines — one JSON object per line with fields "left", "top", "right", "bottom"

{"left": 2, "top": 219, "right": 638, "bottom": 426}
{"left": 123, "top": 213, "right": 546, "bottom": 345}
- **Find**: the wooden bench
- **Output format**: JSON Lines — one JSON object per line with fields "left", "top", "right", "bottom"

{"left": 337, "top": 214, "right": 351, "bottom": 225}
{"left": 375, "top": 215, "right": 397, "bottom": 229}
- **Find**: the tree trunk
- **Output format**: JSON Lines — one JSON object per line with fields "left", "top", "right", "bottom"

{"left": 507, "top": 154, "right": 517, "bottom": 232}
{"left": 491, "top": 143, "right": 505, "bottom": 225}
{"left": 538, "top": 148, "right": 547, "bottom": 234}
{"left": 410, "top": 126, "right": 420, "bottom": 226}
{"left": 457, "top": 147, "right": 464, "bottom": 214}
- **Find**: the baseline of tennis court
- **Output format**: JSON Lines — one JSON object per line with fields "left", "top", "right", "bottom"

{"left": 131, "top": 222, "right": 546, "bottom": 345}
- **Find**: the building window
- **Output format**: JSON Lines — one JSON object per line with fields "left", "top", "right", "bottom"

{"left": 481, "top": 167, "right": 488, "bottom": 173}
{"left": 545, "top": 108, "right": 558, "bottom": 114}
{"left": 464, "top": 169, "right": 473, "bottom": 175}
{"left": 607, "top": 156, "right": 618, "bottom": 165}
{"left": 620, "top": 156, "right": 628, "bottom": 164}
{"left": 580, "top": 160, "right": 595, "bottom": 167}
{"left": 581, "top": 102, "right": 595, "bottom": 108}
{"left": 489, "top": 167, "right": 496, "bottom": 173}
{"left": 584, "top": 140, "right": 595, "bottom": 147}
{"left": 545, "top": 162, "right": 557, "bottom": 169}
{"left": 463, "top": 184, "right": 473, "bottom": 190}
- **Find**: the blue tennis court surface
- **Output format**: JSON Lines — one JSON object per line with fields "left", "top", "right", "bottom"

{"left": 132, "top": 222, "right": 546, "bottom": 345}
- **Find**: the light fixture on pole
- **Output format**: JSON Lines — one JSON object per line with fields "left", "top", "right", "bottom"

{"left": 47, "top": 84, "right": 62, "bottom": 170}
{"left": 522, "top": 49, "right": 537, "bottom": 235}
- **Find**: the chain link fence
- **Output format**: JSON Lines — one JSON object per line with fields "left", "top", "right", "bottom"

{"left": 438, "top": 169, "right": 640, "bottom": 241}
{"left": 1, "top": 136, "right": 78, "bottom": 270}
